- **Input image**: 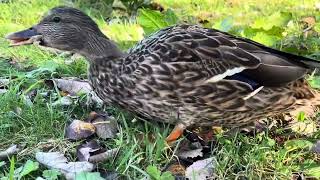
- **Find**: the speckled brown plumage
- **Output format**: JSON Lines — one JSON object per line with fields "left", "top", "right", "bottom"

{"left": 6, "top": 7, "right": 320, "bottom": 134}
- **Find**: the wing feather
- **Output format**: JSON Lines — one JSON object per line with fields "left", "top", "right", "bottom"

{"left": 129, "top": 24, "right": 309, "bottom": 87}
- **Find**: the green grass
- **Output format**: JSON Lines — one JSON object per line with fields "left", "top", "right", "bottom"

{"left": 1, "top": 0, "right": 320, "bottom": 179}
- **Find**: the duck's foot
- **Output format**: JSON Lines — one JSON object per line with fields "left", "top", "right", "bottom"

{"left": 166, "top": 123, "right": 186, "bottom": 143}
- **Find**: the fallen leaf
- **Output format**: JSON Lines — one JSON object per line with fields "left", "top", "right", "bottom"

{"left": 185, "top": 157, "right": 216, "bottom": 180}
{"left": 165, "top": 163, "right": 186, "bottom": 176}
{"left": 177, "top": 148, "right": 203, "bottom": 159}
{"left": 88, "top": 148, "right": 118, "bottom": 163}
{"left": 48, "top": 78, "right": 103, "bottom": 104}
{"left": 77, "top": 140, "right": 103, "bottom": 162}
{"left": 65, "top": 120, "right": 96, "bottom": 140}
{"left": 51, "top": 78, "right": 91, "bottom": 96}
{"left": 88, "top": 112, "right": 118, "bottom": 139}
{"left": 175, "top": 139, "right": 203, "bottom": 159}
{"left": 0, "top": 144, "right": 21, "bottom": 161}
{"left": 35, "top": 152, "right": 94, "bottom": 180}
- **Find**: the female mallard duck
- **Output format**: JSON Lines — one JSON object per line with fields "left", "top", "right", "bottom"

{"left": 6, "top": 7, "right": 320, "bottom": 142}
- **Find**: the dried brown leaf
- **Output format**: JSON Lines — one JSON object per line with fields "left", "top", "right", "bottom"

{"left": 65, "top": 120, "right": 96, "bottom": 140}
{"left": 92, "top": 115, "right": 118, "bottom": 139}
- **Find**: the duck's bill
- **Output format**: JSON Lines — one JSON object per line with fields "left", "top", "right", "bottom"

{"left": 5, "top": 27, "right": 42, "bottom": 47}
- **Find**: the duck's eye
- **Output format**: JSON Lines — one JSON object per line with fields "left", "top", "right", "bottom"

{"left": 52, "top": 16, "right": 61, "bottom": 23}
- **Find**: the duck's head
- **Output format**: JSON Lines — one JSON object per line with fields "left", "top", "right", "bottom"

{"left": 6, "top": 6, "right": 123, "bottom": 59}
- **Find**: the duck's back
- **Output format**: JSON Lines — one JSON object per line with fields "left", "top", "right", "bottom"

{"left": 102, "top": 25, "right": 320, "bottom": 127}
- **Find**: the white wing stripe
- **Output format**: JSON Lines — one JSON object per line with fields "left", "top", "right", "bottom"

{"left": 205, "top": 67, "right": 246, "bottom": 83}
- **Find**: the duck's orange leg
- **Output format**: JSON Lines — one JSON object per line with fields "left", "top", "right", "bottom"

{"left": 166, "top": 123, "right": 186, "bottom": 143}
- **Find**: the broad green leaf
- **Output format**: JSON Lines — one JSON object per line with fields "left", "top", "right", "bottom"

{"left": 19, "top": 160, "right": 39, "bottom": 179}
{"left": 160, "top": 172, "right": 174, "bottom": 180}
{"left": 284, "top": 139, "right": 313, "bottom": 151}
{"left": 137, "top": 9, "right": 167, "bottom": 35}
{"left": 252, "top": 32, "right": 279, "bottom": 46}
{"left": 75, "top": 172, "right": 105, "bottom": 180}
{"left": 241, "top": 26, "right": 259, "bottom": 38}
{"left": 164, "top": 9, "right": 179, "bottom": 25}
{"left": 309, "top": 76, "right": 320, "bottom": 89}
{"left": 137, "top": 9, "right": 178, "bottom": 35}
{"left": 146, "top": 165, "right": 161, "bottom": 180}
{"left": 252, "top": 12, "right": 292, "bottom": 30}
{"left": 42, "top": 169, "right": 61, "bottom": 180}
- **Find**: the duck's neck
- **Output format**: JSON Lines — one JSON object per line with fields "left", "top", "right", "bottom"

{"left": 80, "top": 32, "right": 125, "bottom": 61}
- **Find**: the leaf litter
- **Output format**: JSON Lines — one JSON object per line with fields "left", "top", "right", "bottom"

{"left": 65, "top": 120, "right": 96, "bottom": 140}
{"left": 86, "top": 112, "right": 119, "bottom": 139}
{"left": 0, "top": 144, "right": 22, "bottom": 161}
{"left": 185, "top": 157, "right": 216, "bottom": 180}
{"left": 47, "top": 78, "right": 103, "bottom": 104}
{"left": 76, "top": 140, "right": 118, "bottom": 163}
{"left": 35, "top": 151, "right": 95, "bottom": 180}
{"left": 65, "top": 111, "right": 118, "bottom": 140}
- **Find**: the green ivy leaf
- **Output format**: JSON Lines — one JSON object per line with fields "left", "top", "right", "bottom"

{"left": 164, "top": 9, "right": 179, "bottom": 25}
{"left": 252, "top": 32, "right": 279, "bottom": 46}
{"left": 309, "top": 76, "right": 320, "bottom": 89}
{"left": 252, "top": 12, "right": 292, "bottom": 30}
{"left": 18, "top": 160, "right": 39, "bottom": 179}
{"left": 284, "top": 139, "right": 313, "bottom": 151}
{"left": 160, "top": 172, "right": 174, "bottom": 180}
{"left": 146, "top": 165, "right": 161, "bottom": 180}
{"left": 42, "top": 169, "right": 61, "bottom": 180}
{"left": 75, "top": 172, "right": 105, "bottom": 180}
{"left": 137, "top": 9, "right": 178, "bottom": 35}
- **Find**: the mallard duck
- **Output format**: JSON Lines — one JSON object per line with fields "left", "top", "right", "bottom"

{"left": 6, "top": 7, "right": 320, "bottom": 142}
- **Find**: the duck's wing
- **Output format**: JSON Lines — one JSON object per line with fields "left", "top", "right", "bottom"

{"left": 191, "top": 25, "right": 315, "bottom": 85}
{"left": 136, "top": 25, "right": 317, "bottom": 88}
